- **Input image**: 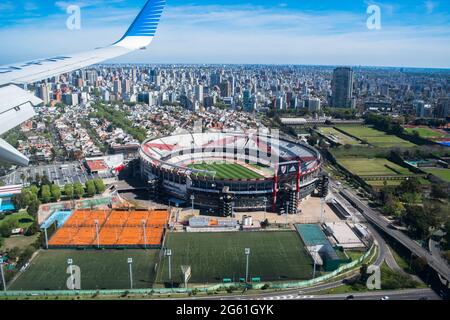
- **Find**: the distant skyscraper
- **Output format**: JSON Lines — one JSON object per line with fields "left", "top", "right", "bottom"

{"left": 122, "top": 79, "right": 132, "bottom": 94}
{"left": 243, "top": 89, "right": 253, "bottom": 112}
{"left": 331, "top": 67, "right": 354, "bottom": 108}
{"left": 113, "top": 80, "right": 122, "bottom": 95}
{"left": 307, "top": 97, "right": 321, "bottom": 112}
{"left": 219, "top": 81, "right": 231, "bottom": 98}
{"left": 436, "top": 98, "right": 450, "bottom": 118}
{"left": 36, "top": 83, "right": 50, "bottom": 105}
{"left": 194, "top": 85, "right": 204, "bottom": 103}
{"left": 211, "top": 72, "right": 222, "bottom": 87}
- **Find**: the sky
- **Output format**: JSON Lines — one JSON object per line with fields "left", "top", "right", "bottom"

{"left": 0, "top": 0, "right": 449, "bottom": 68}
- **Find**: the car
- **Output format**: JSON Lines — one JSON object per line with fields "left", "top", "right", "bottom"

{"left": 381, "top": 296, "right": 390, "bottom": 300}
{"left": 345, "top": 295, "right": 355, "bottom": 300}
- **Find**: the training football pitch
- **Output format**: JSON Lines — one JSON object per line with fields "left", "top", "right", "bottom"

{"left": 423, "top": 168, "right": 450, "bottom": 183}
{"left": 155, "top": 231, "right": 313, "bottom": 284}
{"left": 404, "top": 127, "right": 448, "bottom": 139}
{"left": 336, "top": 126, "right": 416, "bottom": 148}
{"left": 9, "top": 250, "right": 159, "bottom": 290}
{"left": 317, "top": 127, "right": 361, "bottom": 145}
{"left": 188, "top": 162, "right": 264, "bottom": 180}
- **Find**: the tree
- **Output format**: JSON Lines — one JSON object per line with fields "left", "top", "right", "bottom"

{"left": 40, "top": 185, "right": 52, "bottom": 203}
{"left": 85, "top": 181, "right": 96, "bottom": 197}
{"left": 431, "top": 184, "right": 447, "bottom": 199}
{"left": 74, "top": 183, "right": 84, "bottom": 199}
{"left": 382, "top": 198, "right": 405, "bottom": 220}
{"left": 93, "top": 179, "right": 106, "bottom": 194}
{"left": 27, "top": 199, "right": 40, "bottom": 218}
{"left": 51, "top": 184, "right": 61, "bottom": 201}
{"left": 64, "top": 184, "right": 74, "bottom": 199}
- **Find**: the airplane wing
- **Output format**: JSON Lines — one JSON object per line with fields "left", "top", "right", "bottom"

{"left": 0, "top": 0, "right": 165, "bottom": 166}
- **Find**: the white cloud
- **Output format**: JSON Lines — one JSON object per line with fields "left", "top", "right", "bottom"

{"left": 425, "top": 0, "right": 437, "bottom": 14}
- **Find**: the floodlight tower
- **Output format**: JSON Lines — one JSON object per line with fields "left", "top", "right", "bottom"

{"left": 67, "top": 259, "right": 74, "bottom": 290}
{"left": 285, "top": 201, "right": 290, "bottom": 227}
{"left": 166, "top": 249, "right": 173, "bottom": 287}
{"left": 245, "top": 248, "right": 251, "bottom": 283}
{"left": 263, "top": 197, "right": 268, "bottom": 221}
{"left": 94, "top": 220, "right": 100, "bottom": 249}
{"left": 142, "top": 219, "right": 147, "bottom": 249}
{"left": 128, "top": 258, "right": 134, "bottom": 289}
{"left": 0, "top": 257, "right": 6, "bottom": 292}
{"left": 190, "top": 194, "right": 195, "bottom": 212}
{"left": 44, "top": 227, "right": 49, "bottom": 249}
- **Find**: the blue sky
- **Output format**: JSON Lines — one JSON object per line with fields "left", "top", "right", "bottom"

{"left": 0, "top": 0, "right": 449, "bottom": 67}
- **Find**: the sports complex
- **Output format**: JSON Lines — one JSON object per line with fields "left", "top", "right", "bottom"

{"left": 140, "top": 132, "right": 322, "bottom": 215}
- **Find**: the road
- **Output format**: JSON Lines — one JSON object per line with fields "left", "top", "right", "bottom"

{"left": 339, "top": 187, "right": 450, "bottom": 283}
{"left": 429, "top": 238, "right": 449, "bottom": 273}
{"left": 176, "top": 288, "right": 439, "bottom": 301}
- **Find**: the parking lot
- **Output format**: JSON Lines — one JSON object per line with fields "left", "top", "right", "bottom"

{"left": 2, "top": 162, "right": 116, "bottom": 187}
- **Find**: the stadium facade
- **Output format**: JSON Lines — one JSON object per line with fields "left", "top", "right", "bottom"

{"left": 139, "top": 132, "right": 322, "bottom": 216}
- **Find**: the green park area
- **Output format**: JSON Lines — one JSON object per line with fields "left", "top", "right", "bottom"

{"left": 336, "top": 126, "right": 416, "bottom": 148}
{"left": 423, "top": 168, "right": 450, "bottom": 183}
{"left": 336, "top": 157, "right": 417, "bottom": 187}
{"left": 404, "top": 127, "right": 448, "bottom": 139}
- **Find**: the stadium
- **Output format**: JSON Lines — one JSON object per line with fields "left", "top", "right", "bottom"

{"left": 139, "top": 131, "right": 322, "bottom": 215}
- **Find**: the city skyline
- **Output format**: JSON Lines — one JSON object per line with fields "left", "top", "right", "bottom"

{"left": 0, "top": 0, "right": 449, "bottom": 68}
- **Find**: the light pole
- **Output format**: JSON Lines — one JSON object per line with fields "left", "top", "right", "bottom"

{"left": 245, "top": 248, "right": 251, "bottom": 283}
{"left": 94, "top": 220, "right": 100, "bottom": 249}
{"left": 231, "top": 202, "right": 235, "bottom": 218}
{"left": 190, "top": 194, "right": 195, "bottom": 212}
{"left": 263, "top": 197, "right": 268, "bottom": 221}
{"left": 285, "top": 201, "right": 290, "bottom": 226}
{"left": 44, "top": 227, "right": 49, "bottom": 250}
{"left": 312, "top": 249, "right": 318, "bottom": 279}
{"left": 142, "top": 219, "right": 147, "bottom": 249}
{"left": 166, "top": 249, "right": 172, "bottom": 287}
{"left": 128, "top": 258, "right": 133, "bottom": 289}
{"left": 0, "top": 257, "right": 6, "bottom": 292}
{"left": 68, "top": 258, "right": 74, "bottom": 290}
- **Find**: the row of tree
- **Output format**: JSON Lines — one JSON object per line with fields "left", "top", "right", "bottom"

{"left": 379, "top": 178, "right": 449, "bottom": 240}
{"left": 12, "top": 179, "right": 107, "bottom": 218}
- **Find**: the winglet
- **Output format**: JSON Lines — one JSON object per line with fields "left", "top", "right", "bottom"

{"left": 114, "top": 0, "right": 166, "bottom": 50}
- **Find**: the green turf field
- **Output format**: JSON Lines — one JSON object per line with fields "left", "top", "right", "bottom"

{"left": 423, "top": 168, "right": 450, "bottom": 183}
{"left": 404, "top": 127, "right": 448, "bottom": 139}
{"left": 9, "top": 250, "right": 159, "bottom": 290}
{"left": 317, "top": 127, "right": 361, "bottom": 145}
{"left": 336, "top": 126, "right": 415, "bottom": 148}
{"left": 156, "top": 231, "right": 313, "bottom": 284}
{"left": 189, "top": 162, "right": 264, "bottom": 180}
{"left": 337, "top": 158, "right": 416, "bottom": 187}
{"left": 338, "top": 158, "right": 412, "bottom": 176}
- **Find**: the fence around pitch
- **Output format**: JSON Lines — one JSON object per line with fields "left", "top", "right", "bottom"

{"left": 0, "top": 243, "right": 376, "bottom": 298}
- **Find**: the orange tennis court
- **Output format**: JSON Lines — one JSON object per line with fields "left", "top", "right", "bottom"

{"left": 48, "top": 209, "right": 169, "bottom": 248}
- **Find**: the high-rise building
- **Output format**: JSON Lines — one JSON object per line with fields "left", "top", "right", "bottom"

{"left": 331, "top": 67, "right": 354, "bottom": 108}
{"left": 219, "top": 81, "right": 231, "bottom": 98}
{"left": 243, "top": 89, "right": 253, "bottom": 112}
{"left": 122, "top": 79, "right": 131, "bottom": 94}
{"left": 36, "top": 83, "right": 50, "bottom": 105}
{"left": 113, "top": 80, "right": 122, "bottom": 95}
{"left": 307, "top": 97, "right": 321, "bottom": 112}
{"left": 194, "top": 85, "right": 204, "bottom": 104}
{"left": 210, "top": 72, "right": 222, "bottom": 87}
{"left": 436, "top": 98, "right": 450, "bottom": 118}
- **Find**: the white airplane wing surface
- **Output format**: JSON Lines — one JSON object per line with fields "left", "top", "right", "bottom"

{"left": 0, "top": 0, "right": 165, "bottom": 166}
